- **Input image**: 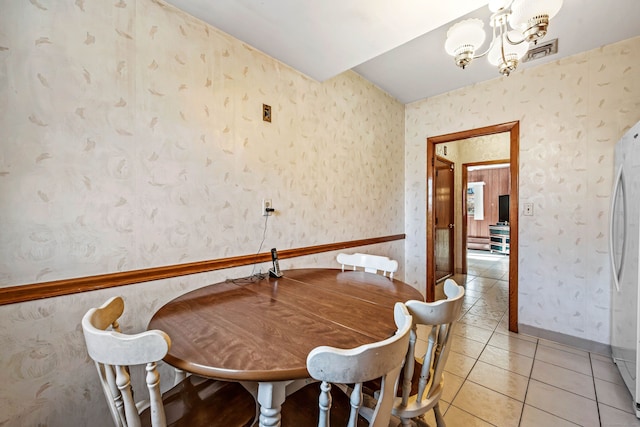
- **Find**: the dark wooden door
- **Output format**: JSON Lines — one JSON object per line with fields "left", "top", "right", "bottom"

{"left": 434, "top": 157, "right": 454, "bottom": 281}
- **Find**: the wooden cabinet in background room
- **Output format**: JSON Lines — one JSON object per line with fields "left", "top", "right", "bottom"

{"left": 467, "top": 166, "right": 510, "bottom": 251}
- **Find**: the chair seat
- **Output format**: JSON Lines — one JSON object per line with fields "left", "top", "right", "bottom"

{"left": 140, "top": 376, "right": 256, "bottom": 427}
{"left": 281, "top": 383, "right": 369, "bottom": 427}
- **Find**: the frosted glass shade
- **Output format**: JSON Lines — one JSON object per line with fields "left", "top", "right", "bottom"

{"left": 444, "top": 18, "right": 486, "bottom": 55}
{"left": 488, "top": 31, "right": 529, "bottom": 65}
{"left": 509, "top": 0, "right": 563, "bottom": 29}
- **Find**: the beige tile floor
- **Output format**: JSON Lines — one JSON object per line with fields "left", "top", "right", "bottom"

{"left": 420, "top": 250, "right": 640, "bottom": 427}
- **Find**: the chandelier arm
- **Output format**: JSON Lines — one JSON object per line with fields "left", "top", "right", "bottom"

{"left": 500, "top": 37, "right": 508, "bottom": 66}
{"left": 505, "top": 31, "right": 526, "bottom": 45}
{"left": 471, "top": 43, "right": 494, "bottom": 59}
{"left": 471, "top": 23, "right": 499, "bottom": 59}
{"left": 499, "top": 20, "right": 508, "bottom": 66}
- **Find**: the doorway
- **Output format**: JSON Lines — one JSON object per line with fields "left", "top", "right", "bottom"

{"left": 426, "top": 121, "right": 519, "bottom": 332}
{"left": 463, "top": 161, "right": 511, "bottom": 274}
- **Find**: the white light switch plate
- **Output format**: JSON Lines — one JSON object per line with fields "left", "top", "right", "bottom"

{"left": 523, "top": 203, "right": 533, "bottom": 216}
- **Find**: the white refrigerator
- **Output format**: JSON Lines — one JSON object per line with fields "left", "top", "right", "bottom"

{"left": 611, "top": 120, "right": 640, "bottom": 417}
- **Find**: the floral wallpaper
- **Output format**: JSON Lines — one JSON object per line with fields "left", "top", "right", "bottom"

{"left": 0, "top": 0, "right": 404, "bottom": 425}
{"left": 0, "top": 0, "right": 405, "bottom": 287}
{"left": 405, "top": 36, "right": 640, "bottom": 345}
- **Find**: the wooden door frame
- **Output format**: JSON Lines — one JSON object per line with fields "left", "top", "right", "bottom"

{"left": 426, "top": 121, "right": 519, "bottom": 332}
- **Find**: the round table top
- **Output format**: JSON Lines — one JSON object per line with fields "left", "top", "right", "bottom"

{"left": 148, "top": 268, "right": 423, "bottom": 382}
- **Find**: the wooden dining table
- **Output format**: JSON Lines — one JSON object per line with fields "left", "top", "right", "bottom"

{"left": 148, "top": 268, "right": 423, "bottom": 427}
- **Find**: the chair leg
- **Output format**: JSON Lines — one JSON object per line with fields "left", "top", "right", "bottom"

{"left": 433, "top": 403, "right": 445, "bottom": 427}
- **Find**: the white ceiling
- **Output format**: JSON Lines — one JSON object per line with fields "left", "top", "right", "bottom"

{"left": 165, "top": 0, "right": 640, "bottom": 104}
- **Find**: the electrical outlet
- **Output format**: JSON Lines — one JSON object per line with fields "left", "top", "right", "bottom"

{"left": 262, "top": 199, "right": 273, "bottom": 216}
{"left": 523, "top": 203, "right": 534, "bottom": 216}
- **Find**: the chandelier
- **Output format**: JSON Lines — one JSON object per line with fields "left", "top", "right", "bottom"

{"left": 444, "top": 0, "right": 563, "bottom": 76}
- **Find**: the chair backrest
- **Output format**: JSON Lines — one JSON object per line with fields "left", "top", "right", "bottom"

{"left": 393, "top": 278, "right": 465, "bottom": 422}
{"left": 336, "top": 253, "right": 399, "bottom": 279}
{"left": 306, "top": 302, "right": 412, "bottom": 427}
{"left": 82, "top": 296, "right": 172, "bottom": 427}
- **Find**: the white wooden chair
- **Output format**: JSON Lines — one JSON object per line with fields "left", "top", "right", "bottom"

{"left": 336, "top": 252, "right": 399, "bottom": 280}
{"left": 282, "top": 302, "right": 412, "bottom": 427}
{"left": 391, "top": 278, "right": 465, "bottom": 427}
{"left": 81, "top": 296, "right": 256, "bottom": 427}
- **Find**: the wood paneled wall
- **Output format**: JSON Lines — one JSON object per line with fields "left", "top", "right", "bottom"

{"left": 467, "top": 167, "right": 510, "bottom": 240}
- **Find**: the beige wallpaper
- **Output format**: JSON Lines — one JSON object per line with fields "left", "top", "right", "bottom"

{"left": 405, "top": 36, "right": 640, "bottom": 345}
{"left": 0, "top": 0, "right": 405, "bottom": 425}
{"left": 0, "top": 0, "right": 405, "bottom": 287}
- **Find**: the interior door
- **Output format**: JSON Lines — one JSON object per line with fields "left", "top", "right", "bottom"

{"left": 435, "top": 156, "right": 454, "bottom": 281}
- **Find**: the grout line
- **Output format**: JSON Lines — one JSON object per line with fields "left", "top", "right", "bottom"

{"left": 517, "top": 339, "right": 539, "bottom": 427}
{"left": 589, "top": 352, "right": 603, "bottom": 426}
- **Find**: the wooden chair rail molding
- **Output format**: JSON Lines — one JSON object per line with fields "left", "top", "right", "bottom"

{"left": 0, "top": 234, "right": 405, "bottom": 306}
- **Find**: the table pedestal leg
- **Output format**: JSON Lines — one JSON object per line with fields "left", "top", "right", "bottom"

{"left": 258, "top": 381, "right": 287, "bottom": 427}
{"left": 173, "top": 368, "right": 186, "bottom": 386}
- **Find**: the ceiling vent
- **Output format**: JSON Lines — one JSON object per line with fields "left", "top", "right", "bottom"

{"left": 523, "top": 38, "right": 559, "bottom": 63}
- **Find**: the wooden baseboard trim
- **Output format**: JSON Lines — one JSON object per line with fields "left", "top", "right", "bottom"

{"left": 0, "top": 234, "right": 405, "bottom": 306}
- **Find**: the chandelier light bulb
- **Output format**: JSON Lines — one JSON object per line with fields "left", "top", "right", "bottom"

{"left": 509, "top": 0, "right": 563, "bottom": 42}
{"left": 444, "top": 19, "right": 486, "bottom": 69}
{"left": 488, "top": 30, "right": 529, "bottom": 75}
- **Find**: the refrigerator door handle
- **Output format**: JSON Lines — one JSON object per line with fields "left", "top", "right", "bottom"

{"left": 609, "top": 163, "right": 625, "bottom": 292}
